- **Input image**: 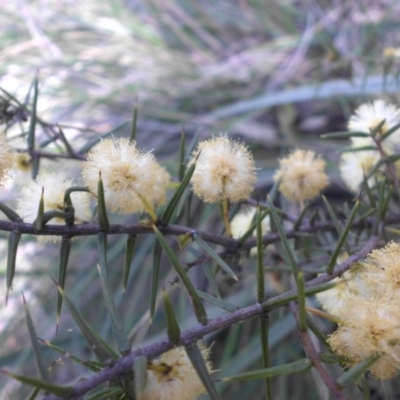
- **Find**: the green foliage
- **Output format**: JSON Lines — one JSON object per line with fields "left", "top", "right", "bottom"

{"left": 2, "top": 1, "right": 400, "bottom": 400}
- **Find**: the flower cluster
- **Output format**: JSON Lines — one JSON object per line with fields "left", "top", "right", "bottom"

{"left": 319, "top": 242, "right": 400, "bottom": 379}
{"left": 340, "top": 100, "right": 400, "bottom": 192}
{"left": 273, "top": 149, "right": 328, "bottom": 204}
{"left": 140, "top": 345, "right": 212, "bottom": 400}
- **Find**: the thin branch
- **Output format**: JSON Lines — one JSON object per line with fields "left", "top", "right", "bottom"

{"left": 288, "top": 302, "right": 348, "bottom": 400}
{"left": 42, "top": 235, "right": 378, "bottom": 400}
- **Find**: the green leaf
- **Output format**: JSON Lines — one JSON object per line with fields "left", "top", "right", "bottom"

{"left": 150, "top": 241, "right": 162, "bottom": 325}
{"left": 379, "top": 120, "right": 400, "bottom": 142}
{"left": 296, "top": 272, "right": 307, "bottom": 332}
{"left": 39, "top": 338, "right": 102, "bottom": 372}
{"left": 1, "top": 371, "right": 74, "bottom": 397}
{"left": 256, "top": 207, "right": 265, "bottom": 302}
{"left": 123, "top": 234, "right": 136, "bottom": 292}
{"left": 178, "top": 129, "right": 186, "bottom": 181}
{"left": 57, "top": 124, "right": 75, "bottom": 157}
{"left": 33, "top": 188, "right": 45, "bottom": 231}
{"left": 162, "top": 160, "right": 196, "bottom": 223}
{"left": 220, "top": 358, "right": 312, "bottom": 382}
{"left": 195, "top": 289, "right": 237, "bottom": 312}
{"left": 0, "top": 201, "right": 22, "bottom": 222}
{"left": 78, "top": 121, "right": 128, "bottom": 154}
{"left": 201, "top": 262, "right": 221, "bottom": 299}
{"left": 322, "top": 196, "right": 351, "bottom": 254}
{"left": 22, "top": 292, "right": 49, "bottom": 382}
{"left": 97, "top": 172, "right": 110, "bottom": 230}
{"left": 130, "top": 100, "right": 138, "bottom": 143}
{"left": 259, "top": 317, "right": 272, "bottom": 400}
{"left": 153, "top": 224, "right": 207, "bottom": 324}
{"left": 262, "top": 281, "right": 337, "bottom": 311}
{"left": 320, "top": 131, "right": 370, "bottom": 139}
{"left": 97, "top": 233, "right": 130, "bottom": 355}
{"left": 163, "top": 289, "right": 181, "bottom": 344}
{"left": 337, "top": 355, "right": 380, "bottom": 388}
{"left": 192, "top": 233, "right": 238, "bottom": 281}
{"left": 57, "top": 284, "right": 117, "bottom": 363}
{"left": 27, "top": 76, "right": 38, "bottom": 151}
{"left": 268, "top": 197, "right": 298, "bottom": 278}
{"left": 134, "top": 355, "right": 148, "bottom": 398}
{"left": 185, "top": 342, "right": 220, "bottom": 400}
{"left": 326, "top": 200, "right": 359, "bottom": 274}
{"left": 6, "top": 231, "right": 21, "bottom": 305}
{"left": 57, "top": 236, "right": 71, "bottom": 330}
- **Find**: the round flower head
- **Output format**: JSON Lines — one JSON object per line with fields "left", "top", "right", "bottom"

{"left": 328, "top": 296, "right": 400, "bottom": 379}
{"left": 348, "top": 99, "right": 400, "bottom": 152}
{"left": 16, "top": 172, "right": 92, "bottom": 244}
{"left": 361, "top": 242, "right": 400, "bottom": 299}
{"left": 316, "top": 260, "right": 370, "bottom": 316}
{"left": 188, "top": 135, "right": 256, "bottom": 203}
{"left": 339, "top": 144, "right": 382, "bottom": 193}
{"left": 0, "top": 133, "right": 14, "bottom": 186}
{"left": 273, "top": 149, "right": 328, "bottom": 203}
{"left": 141, "top": 345, "right": 212, "bottom": 400}
{"left": 82, "top": 137, "right": 170, "bottom": 214}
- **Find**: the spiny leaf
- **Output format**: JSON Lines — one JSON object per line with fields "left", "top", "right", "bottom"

{"left": 220, "top": 358, "right": 312, "bottom": 381}
{"left": 150, "top": 241, "right": 162, "bottom": 325}
{"left": 1, "top": 371, "right": 74, "bottom": 397}
{"left": 97, "top": 172, "right": 109, "bottom": 230}
{"left": 27, "top": 75, "right": 38, "bottom": 151}
{"left": 97, "top": 233, "right": 130, "bottom": 355}
{"left": 163, "top": 289, "right": 181, "bottom": 344}
{"left": 22, "top": 292, "right": 49, "bottom": 382}
{"left": 130, "top": 100, "right": 138, "bottom": 143}
{"left": 337, "top": 355, "right": 380, "bottom": 388}
{"left": 153, "top": 224, "right": 207, "bottom": 324}
{"left": 57, "top": 283, "right": 117, "bottom": 363}
{"left": 185, "top": 342, "right": 220, "bottom": 400}
{"left": 326, "top": 200, "right": 359, "bottom": 274}
{"left": 56, "top": 236, "right": 71, "bottom": 331}
{"left": 268, "top": 197, "right": 298, "bottom": 278}
{"left": 192, "top": 233, "right": 238, "bottom": 281}
{"left": 162, "top": 160, "right": 196, "bottom": 223}
{"left": 0, "top": 201, "right": 22, "bottom": 222}
{"left": 6, "top": 230, "right": 21, "bottom": 305}
{"left": 123, "top": 234, "right": 136, "bottom": 292}
{"left": 296, "top": 272, "right": 307, "bottom": 332}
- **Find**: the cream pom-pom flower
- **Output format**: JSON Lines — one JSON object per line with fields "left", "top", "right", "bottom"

{"left": 82, "top": 137, "right": 170, "bottom": 214}
{"left": 361, "top": 241, "right": 400, "bottom": 299}
{"left": 348, "top": 99, "right": 400, "bottom": 152}
{"left": 339, "top": 144, "right": 382, "bottom": 193}
{"left": 188, "top": 135, "right": 256, "bottom": 203}
{"left": 16, "top": 172, "right": 92, "bottom": 244}
{"left": 273, "top": 149, "right": 328, "bottom": 203}
{"left": 328, "top": 296, "right": 400, "bottom": 379}
{"left": 0, "top": 133, "right": 15, "bottom": 186}
{"left": 140, "top": 345, "right": 212, "bottom": 400}
{"left": 316, "top": 260, "right": 370, "bottom": 316}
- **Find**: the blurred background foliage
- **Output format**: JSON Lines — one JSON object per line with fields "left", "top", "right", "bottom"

{"left": 2, "top": 0, "right": 400, "bottom": 399}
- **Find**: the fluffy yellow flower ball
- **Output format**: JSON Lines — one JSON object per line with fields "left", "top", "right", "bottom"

{"left": 188, "top": 135, "right": 256, "bottom": 203}
{"left": 82, "top": 138, "right": 170, "bottom": 214}
{"left": 140, "top": 345, "right": 212, "bottom": 400}
{"left": 274, "top": 149, "right": 328, "bottom": 203}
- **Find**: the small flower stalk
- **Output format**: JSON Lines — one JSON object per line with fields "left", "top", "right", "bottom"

{"left": 273, "top": 149, "right": 328, "bottom": 207}
{"left": 188, "top": 135, "right": 256, "bottom": 236}
{"left": 140, "top": 345, "right": 212, "bottom": 400}
{"left": 82, "top": 137, "right": 170, "bottom": 215}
